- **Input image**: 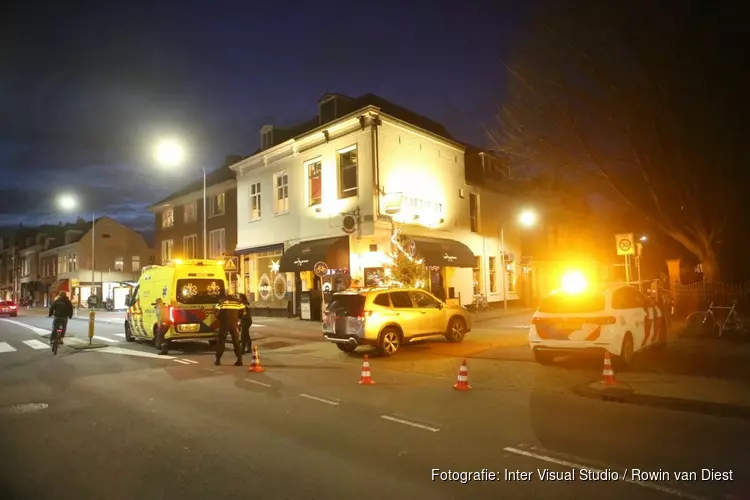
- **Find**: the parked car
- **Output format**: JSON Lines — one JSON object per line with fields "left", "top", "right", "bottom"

{"left": 0, "top": 300, "right": 18, "bottom": 317}
{"left": 529, "top": 284, "right": 668, "bottom": 368}
{"left": 322, "top": 287, "right": 472, "bottom": 356}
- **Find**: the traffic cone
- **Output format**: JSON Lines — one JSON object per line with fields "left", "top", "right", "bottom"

{"left": 453, "top": 360, "right": 471, "bottom": 391}
{"left": 358, "top": 354, "right": 375, "bottom": 385}
{"left": 601, "top": 351, "right": 618, "bottom": 385}
{"left": 248, "top": 345, "right": 264, "bottom": 373}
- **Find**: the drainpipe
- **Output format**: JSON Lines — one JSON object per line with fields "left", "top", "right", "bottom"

{"left": 371, "top": 113, "right": 381, "bottom": 218}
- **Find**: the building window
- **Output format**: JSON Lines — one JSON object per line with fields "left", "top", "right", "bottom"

{"left": 469, "top": 193, "right": 479, "bottom": 233}
{"left": 208, "top": 193, "right": 226, "bottom": 217}
{"left": 161, "top": 240, "right": 173, "bottom": 264}
{"left": 183, "top": 234, "right": 198, "bottom": 259}
{"left": 274, "top": 171, "right": 289, "bottom": 214}
{"left": 473, "top": 256, "right": 482, "bottom": 295}
{"left": 208, "top": 229, "right": 225, "bottom": 258}
{"left": 57, "top": 255, "right": 66, "bottom": 273}
{"left": 184, "top": 202, "right": 197, "bottom": 223}
{"left": 114, "top": 257, "right": 124, "bottom": 272}
{"left": 162, "top": 208, "right": 174, "bottom": 228}
{"left": 489, "top": 256, "right": 497, "bottom": 293}
{"left": 249, "top": 182, "right": 261, "bottom": 221}
{"left": 307, "top": 161, "right": 322, "bottom": 206}
{"left": 132, "top": 255, "right": 140, "bottom": 272}
{"left": 338, "top": 146, "right": 358, "bottom": 199}
{"left": 240, "top": 248, "right": 283, "bottom": 305}
{"left": 69, "top": 254, "right": 77, "bottom": 271}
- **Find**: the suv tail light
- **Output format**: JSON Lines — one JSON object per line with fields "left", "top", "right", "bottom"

{"left": 361, "top": 310, "right": 373, "bottom": 319}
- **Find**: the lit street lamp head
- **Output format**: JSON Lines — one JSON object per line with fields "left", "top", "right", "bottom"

{"left": 58, "top": 194, "right": 77, "bottom": 211}
{"left": 155, "top": 139, "right": 186, "bottom": 166}
{"left": 518, "top": 209, "right": 538, "bottom": 227}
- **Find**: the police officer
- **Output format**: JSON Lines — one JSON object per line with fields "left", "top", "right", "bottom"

{"left": 214, "top": 289, "right": 245, "bottom": 366}
{"left": 238, "top": 293, "right": 253, "bottom": 354}
{"left": 154, "top": 297, "right": 171, "bottom": 355}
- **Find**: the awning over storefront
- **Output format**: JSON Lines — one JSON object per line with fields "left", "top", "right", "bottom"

{"left": 405, "top": 235, "right": 476, "bottom": 268}
{"left": 279, "top": 236, "right": 350, "bottom": 273}
{"left": 49, "top": 279, "right": 69, "bottom": 294}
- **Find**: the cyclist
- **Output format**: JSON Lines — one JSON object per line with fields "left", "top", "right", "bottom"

{"left": 48, "top": 291, "right": 74, "bottom": 345}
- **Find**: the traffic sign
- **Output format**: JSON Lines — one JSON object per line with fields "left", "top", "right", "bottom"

{"left": 615, "top": 233, "right": 635, "bottom": 256}
{"left": 314, "top": 261, "right": 329, "bottom": 277}
{"left": 224, "top": 256, "right": 238, "bottom": 271}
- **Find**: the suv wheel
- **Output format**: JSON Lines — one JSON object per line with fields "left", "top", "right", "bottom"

{"left": 379, "top": 327, "right": 401, "bottom": 356}
{"left": 445, "top": 318, "right": 466, "bottom": 343}
{"left": 336, "top": 343, "right": 357, "bottom": 353}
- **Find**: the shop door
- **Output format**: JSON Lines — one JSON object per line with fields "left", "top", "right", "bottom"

{"left": 429, "top": 268, "right": 446, "bottom": 302}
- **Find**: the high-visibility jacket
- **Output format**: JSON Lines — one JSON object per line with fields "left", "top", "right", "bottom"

{"left": 215, "top": 297, "right": 246, "bottom": 328}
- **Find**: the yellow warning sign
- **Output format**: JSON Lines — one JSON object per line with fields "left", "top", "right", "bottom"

{"left": 224, "top": 256, "right": 238, "bottom": 272}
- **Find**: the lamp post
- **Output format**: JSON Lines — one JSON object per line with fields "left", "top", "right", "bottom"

{"left": 498, "top": 209, "right": 539, "bottom": 312}
{"left": 58, "top": 195, "right": 96, "bottom": 303}
{"left": 154, "top": 139, "right": 207, "bottom": 259}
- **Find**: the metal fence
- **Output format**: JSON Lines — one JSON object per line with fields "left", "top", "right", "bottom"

{"left": 673, "top": 281, "right": 750, "bottom": 317}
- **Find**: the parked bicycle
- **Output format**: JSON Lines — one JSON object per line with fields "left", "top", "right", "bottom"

{"left": 685, "top": 300, "right": 747, "bottom": 339}
{"left": 467, "top": 294, "right": 490, "bottom": 313}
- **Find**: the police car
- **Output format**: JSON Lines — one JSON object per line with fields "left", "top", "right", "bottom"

{"left": 529, "top": 271, "right": 667, "bottom": 368}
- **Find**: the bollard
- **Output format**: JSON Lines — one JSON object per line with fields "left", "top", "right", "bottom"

{"left": 88, "top": 310, "right": 95, "bottom": 345}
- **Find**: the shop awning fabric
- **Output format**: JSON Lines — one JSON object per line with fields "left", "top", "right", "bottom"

{"left": 279, "top": 237, "right": 348, "bottom": 273}
{"left": 405, "top": 235, "right": 476, "bottom": 268}
{"left": 49, "top": 279, "right": 69, "bottom": 294}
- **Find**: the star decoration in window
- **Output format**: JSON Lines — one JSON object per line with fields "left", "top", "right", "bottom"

{"left": 270, "top": 260, "right": 280, "bottom": 273}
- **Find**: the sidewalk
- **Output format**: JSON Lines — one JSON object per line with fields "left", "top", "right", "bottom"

{"left": 20, "top": 307, "right": 126, "bottom": 324}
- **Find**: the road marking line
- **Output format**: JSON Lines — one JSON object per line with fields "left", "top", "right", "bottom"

{"left": 244, "top": 379, "right": 272, "bottom": 387}
{"left": 503, "top": 447, "right": 707, "bottom": 500}
{"left": 299, "top": 394, "right": 339, "bottom": 406}
{"left": 23, "top": 339, "right": 50, "bottom": 350}
{"left": 94, "top": 336, "right": 118, "bottom": 343}
{"left": 0, "top": 319, "right": 51, "bottom": 336}
{"left": 380, "top": 415, "right": 440, "bottom": 432}
{"left": 114, "top": 333, "right": 126, "bottom": 338}
{"left": 92, "top": 346, "right": 176, "bottom": 360}
{"left": 173, "top": 359, "right": 192, "bottom": 365}
{"left": 181, "top": 359, "right": 199, "bottom": 364}
{"left": 0, "top": 342, "right": 17, "bottom": 353}
{"left": 251, "top": 324, "right": 265, "bottom": 328}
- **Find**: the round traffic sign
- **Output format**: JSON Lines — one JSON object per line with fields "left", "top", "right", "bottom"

{"left": 618, "top": 238, "right": 632, "bottom": 251}
{"left": 314, "top": 261, "right": 329, "bottom": 277}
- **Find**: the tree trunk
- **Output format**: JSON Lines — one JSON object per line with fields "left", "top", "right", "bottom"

{"left": 699, "top": 249, "right": 720, "bottom": 282}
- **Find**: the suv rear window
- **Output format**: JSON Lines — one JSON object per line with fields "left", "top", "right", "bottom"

{"left": 328, "top": 294, "right": 366, "bottom": 316}
{"left": 539, "top": 292, "right": 606, "bottom": 314}
{"left": 176, "top": 279, "right": 225, "bottom": 305}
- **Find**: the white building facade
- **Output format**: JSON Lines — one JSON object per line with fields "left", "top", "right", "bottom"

{"left": 231, "top": 94, "right": 523, "bottom": 319}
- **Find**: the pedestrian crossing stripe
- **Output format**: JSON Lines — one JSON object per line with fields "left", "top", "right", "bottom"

{"left": 0, "top": 342, "right": 15, "bottom": 353}
{"left": 23, "top": 339, "right": 49, "bottom": 350}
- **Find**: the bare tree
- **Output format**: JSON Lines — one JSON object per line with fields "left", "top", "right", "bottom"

{"left": 490, "top": 1, "right": 745, "bottom": 281}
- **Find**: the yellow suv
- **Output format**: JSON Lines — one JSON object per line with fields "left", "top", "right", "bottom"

{"left": 322, "top": 287, "right": 472, "bottom": 356}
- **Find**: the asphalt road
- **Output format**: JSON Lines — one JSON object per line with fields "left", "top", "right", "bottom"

{"left": 1, "top": 317, "right": 747, "bottom": 500}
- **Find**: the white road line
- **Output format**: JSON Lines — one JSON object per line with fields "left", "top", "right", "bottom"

{"left": 23, "top": 339, "right": 50, "bottom": 350}
{"left": 114, "top": 333, "right": 126, "bottom": 338}
{"left": 0, "top": 342, "right": 17, "bottom": 353}
{"left": 251, "top": 324, "right": 265, "bottom": 328}
{"left": 503, "top": 447, "right": 707, "bottom": 500}
{"left": 173, "top": 359, "right": 192, "bottom": 365}
{"left": 244, "top": 379, "right": 272, "bottom": 387}
{"left": 181, "top": 359, "right": 199, "bottom": 364}
{"left": 94, "top": 336, "right": 118, "bottom": 343}
{"left": 0, "top": 318, "right": 50, "bottom": 336}
{"left": 299, "top": 394, "right": 339, "bottom": 406}
{"left": 92, "top": 346, "right": 176, "bottom": 360}
{"left": 380, "top": 415, "right": 440, "bottom": 432}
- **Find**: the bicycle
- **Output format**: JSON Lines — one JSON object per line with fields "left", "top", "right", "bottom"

{"left": 468, "top": 294, "right": 490, "bottom": 313}
{"left": 685, "top": 301, "right": 747, "bottom": 339}
{"left": 51, "top": 320, "right": 64, "bottom": 355}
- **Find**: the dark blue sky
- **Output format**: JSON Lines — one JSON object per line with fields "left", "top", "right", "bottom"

{"left": 2, "top": 0, "right": 531, "bottom": 231}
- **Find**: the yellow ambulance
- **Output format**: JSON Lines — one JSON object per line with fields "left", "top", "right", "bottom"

{"left": 124, "top": 259, "right": 228, "bottom": 354}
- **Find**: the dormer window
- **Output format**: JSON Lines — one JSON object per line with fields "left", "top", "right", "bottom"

{"left": 320, "top": 98, "right": 336, "bottom": 125}
{"left": 260, "top": 125, "right": 274, "bottom": 150}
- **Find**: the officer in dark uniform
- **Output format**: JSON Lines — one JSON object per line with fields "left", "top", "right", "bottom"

{"left": 214, "top": 290, "right": 245, "bottom": 366}
{"left": 238, "top": 293, "right": 253, "bottom": 353}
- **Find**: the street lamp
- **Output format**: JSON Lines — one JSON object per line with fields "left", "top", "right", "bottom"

{"left": 498, "top": 208, "right": 539, "bottom": 312}
{"left": 57, "top": 194, "right": 96, "bottom": 303}
{"left": 154, "top": 139, "right": 207, "bottom": 259}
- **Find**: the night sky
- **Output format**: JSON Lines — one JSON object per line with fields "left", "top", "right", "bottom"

{"left": 2, "top": 0, "right": 530, "bottom": 231}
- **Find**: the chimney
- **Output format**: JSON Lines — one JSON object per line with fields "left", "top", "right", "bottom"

{"left": 260, "top": 125, "right": 274, "bottom": 151}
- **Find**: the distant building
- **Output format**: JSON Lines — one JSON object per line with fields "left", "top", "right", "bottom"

{"left": 148, "top": 155, "right": 244, "bottom": 273}
{"left": 230, "top": 92, "right": 525, "bottom": 319}
{"left": 0, "top": 218, "right": 154, "bottom": 308}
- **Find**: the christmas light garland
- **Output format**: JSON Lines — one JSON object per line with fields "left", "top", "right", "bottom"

{"left": 380, "top": 229, "right": 427, "bottom": 288}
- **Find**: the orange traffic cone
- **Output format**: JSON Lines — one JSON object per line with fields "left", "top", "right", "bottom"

{"left": 248, "top": 345, "right": 265, "bottom": 373}
{"left": 601, "top": 351, "right": 618, "bottom": 385}
{"left": 358, "top": 354, "right": 375, "bottom": 384}
{"left": 453, "top": 359, "right": 471, "bottom": 391}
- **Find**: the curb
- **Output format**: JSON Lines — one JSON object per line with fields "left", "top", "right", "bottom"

{"left": 573, "top": 381, "right": 750, "bottom": 421}
{"left": 67, "top": 342, "right": 110, "bottom": 350}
